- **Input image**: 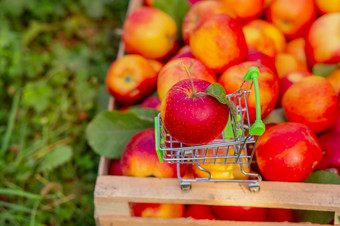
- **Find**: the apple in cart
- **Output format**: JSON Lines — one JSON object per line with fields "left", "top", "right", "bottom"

{"left": 255, "top": 122, "right": 323, "bottom": 182}
{"left": 131, "top": 202, "right": 185, "bottom": 218}
{"left": 161, "top": 79, "right": 230, "bottom": 146}
{"left": 212, "top": 205, "right": 268, "bottom": 221}
{"left": 120, "top": 128, "right": 179, "bottom": 178}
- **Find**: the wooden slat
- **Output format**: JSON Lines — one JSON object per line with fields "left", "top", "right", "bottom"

{"left": 98, "top": 157, "right": 110, "bottom": 176}
{"left": 95, "top": 176, "right": 340, "bottom": 213}
{"left": 96, "top": 215, "right": 330, "bottom": 226}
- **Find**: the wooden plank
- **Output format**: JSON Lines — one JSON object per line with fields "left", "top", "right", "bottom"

{"left": 96, "top": 215, "right": 331, "bottom": 226}
{"left": 334, "top": 211, "right": 340, "bottom": 224}
{"left": 98, "top": 157, "right": 110, "bottom": 176}
{"left": 95, "top": 200, "right": 131, "bottom": 217}
{"left": 95, "top": 176, "right": 340, "bottom": 213}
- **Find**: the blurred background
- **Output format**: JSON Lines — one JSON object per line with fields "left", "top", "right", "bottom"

{"left": 0, "top": 0, "right": 128, "bottom": 225}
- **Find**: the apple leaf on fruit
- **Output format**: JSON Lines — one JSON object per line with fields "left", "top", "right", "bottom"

{"left": 86, "top": 111, "right": 154, "bottom": 158}
{"left": 206, "top": 83, "right": 237, "bottom": 123}
{"left": 295, "top": 170, "right": 340, "bottom": 224}
{"left": 153, "top": 0, "right": 190, "bottom": 40}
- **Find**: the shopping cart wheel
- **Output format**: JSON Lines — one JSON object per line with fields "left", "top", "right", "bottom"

{"left": 249, "top": 183, "right": 260, "bottom": 192}
{"left": 180, "top": 183, "right": 192, "bottom": 191}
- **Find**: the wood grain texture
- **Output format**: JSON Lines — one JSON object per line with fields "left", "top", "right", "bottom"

{"left": 95, "top": 176, "right": 340, "bottom": 213}
{"left": 96, "top": 215, "right": 331, "bottom": 226}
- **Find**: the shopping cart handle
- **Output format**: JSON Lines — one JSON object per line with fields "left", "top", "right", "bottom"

{"left": 244, "top": 67, "right": 265, "bottom": 136}
{"left": 154, "top": 116, "right": 163, "bottom": 163}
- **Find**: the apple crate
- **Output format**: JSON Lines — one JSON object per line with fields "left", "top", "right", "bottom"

{"left": 94, "top": 0, "right": 340, "bottom": 225}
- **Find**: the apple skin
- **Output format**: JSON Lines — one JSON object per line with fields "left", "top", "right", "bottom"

{"left": 315, "top": 0, "right": 340, "bottom": 14}
{"left": 317, "top": 131, "right": 340, "bottom": 175}
{"left": 267, "top": 208, "right": 296, "bottom": 222}
{"left": 305, "top": 13, "right": 340, "bottom": 65}
{"left": 282, "top": 76, "right": 339, "bottom": 134}
{"left": 278, "top": 70, "right": 312, "bottom": 103}
{"left": 131, "top": 203, "right": 185, "bottom": 218}
{"left": 246, "top": 50, "right": 276, "bottom": 73}
{"left": 157, "top": 57, "right": 216, "bottom": 101}
{"left": 182, "top": 0, "right": 234, "bottom": 44}
{"left": 327, "top": 69, "right": 340, "bottom": 100}
{"left": 122, "top": 7, "right": 177, "bottom": 60}
{"left": 255, "top": 122, "right": 323, "bottom": 182}
{"left": 266, "top": 0, "right": 316, "bottom": 39}
{"left": 108, "top": 159, "right": 123, "bottom": 176}
{"left": 140, "top": 96, "right": 161, "bottom": 111}
{"left": 170, "top": 45, "right": 194, "bottom": 60}
{"left": 220, "top": 0, "right": 265, "bottom": 20}
{"left": 190, "top": 14, "right": 247, "bottom": 74}
{"left": 185, "top": 204, "right": 217, "bottom": 220}
{"left": 106, "top": 54, "right": 157, "bottom": 105}
{"left": 242, "top": 19, "right": 286, "bottom": 58}
{"left": 120, "top": 128, "right": 178, "bottom": 178}
{"left": 218, "top": 61, "right": 279, "bottom": 123}
{"left": 161, "top": 79, "right": 229, "bottom": 146}
{"left": 275, "top": 52, "right": 309, "bottom": 79}
{"left": 212, "top": 205, "right": 268, "bottom": 221}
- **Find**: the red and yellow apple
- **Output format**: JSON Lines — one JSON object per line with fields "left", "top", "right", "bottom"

{"left": 190, "top": 14, "right": 247, "bottom": 74}
{"left": 266, "top": 0, "right": 316, "bottom": 39}
{"left": 219, "top": 61, "right": 279, "bottom": 122}
{"left": 131, "top": 203, "right": 185, "bottom": 218}
{"left": 315, "top": 0, "right": 340, "bottom": 14}
{"left": 305, "top": 13, "right": 340, "bottom": 65}
{"left": 182, "top": 0, "right": 234, "bottom": 44}
{"left": 108, "top": 159, "right": 123, "bottom": 176}
{"left": 285, "top": 38, "right": 307, "bottom": 65}
{"left": 122, "top": 7, "right": 177, "bottom": 59}
{"left": 246, "top": 50, "right": 276, "bottom": 73}
{"left": 120, "top": 128, "right": 178, "bottom": 177}
{"left": 170, "top": 45, "right": 194, "bottom": 60}
{"left": 242, "top": 19, "right": 286, "bottom": 58}
{"left": 275, "top": 52, "right": 309, "bottom": 78}
{"left": 255, "top": 122, "right": 323, "bottom": 182}
{"left": 278, "top": 70, "right": 312, "bottom": 103}
{"left": 317, "top": 131, "right": 340, "bottom": 174}
{"left": 106, "top": 54, "right": 157, "bottom": 105}
{"left": 220, "top": 0, "right": 265, "bottom": 20}
{"left": 161, "top": 79, "right": 229, "bottom": 145}
{"left": 282, "top": 76, "right": 339, "bottom": 134}
{"left": 185, "top": 204, "right": 216, "bottom": 220}
{"left": 212, "top": 205, "right": 268, "bottom": 221}
{"left": 140, "top": 96, "right": 161, "bottom": 110}
{"left": 157, "top": 57, "right": 216, "bottom": 101}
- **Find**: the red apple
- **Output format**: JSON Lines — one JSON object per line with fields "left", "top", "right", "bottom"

{"left": 140, "top": 96, "right": 161, "bottom": 110}
{"left": 255, "top": 122, "right": 323, "bottom": 182}
{"left": 267, "top": 208, "right": 296, "bottom": 222}
{"left": 106, "top": 54, "right": 157, "bottom": 105}
{"left": 185, "top": 204, "right": 216, "bottom": 220}
{"left": 108, "top": 159, "right": 123, "bottom": 176}
{"left": 212, "top": 205, "right": 268, "bottom": 221}
{"left": 131, "top": 203, "right": 185, "bottom": 218}
{"left": 317, "top": 131, "right": 340, "bottom": 175}
{"left": 282, "top": 76, "right": 339, "bottom": 134}
{"left": 305, "top": 13, "right": 340, "bottom": 65}
{"left": 170, "top": 45, "right": 194, "bottom": 60}
{"left": 218, "top": 61, "right": 279, "bottom": 123}
{"left": 120, "top": 128, "right": 178, "bottom": 177}
{"left": 247, "top": 49, "right": 276, "bottom": 73}
{"left": 220, "top": 0, "right": 265, "bottom": 20}
{"left": 161, "top": 79, "right": 229, "bottom": 145}
{"left": 122, "top": 7, "right": 177, "bottom": 60}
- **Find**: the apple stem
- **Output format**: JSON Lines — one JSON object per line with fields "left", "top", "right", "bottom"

{"left": 182, "top": 61, "right": 197, "bottom": 97}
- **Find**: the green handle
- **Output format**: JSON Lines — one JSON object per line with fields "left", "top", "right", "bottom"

{"left": 244, "top": 67, "right": 265, "bottom": 136}
{"left": 154, "top": 116, "right": 163, "bottom": 163}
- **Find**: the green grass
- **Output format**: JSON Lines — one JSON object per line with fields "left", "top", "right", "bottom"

{"left": 0, "top": 0, "right": 129, "bottom": 225}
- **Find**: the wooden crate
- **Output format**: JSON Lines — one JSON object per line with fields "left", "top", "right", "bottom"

{"left": 94, "top": 0, "right": 340, "bottom": 225}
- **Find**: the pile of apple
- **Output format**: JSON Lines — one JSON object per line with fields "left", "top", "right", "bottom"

{"left": 105, "top": 0, "right": 340, "bottom": 222}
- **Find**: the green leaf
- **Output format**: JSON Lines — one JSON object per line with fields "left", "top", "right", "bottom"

{"left": 153, "top": 0, "right": 190, "bottom": 40}
{"left": 128, "top": 108, "right": 159, "bottom": 123}
{"left": 86, "top": 111, "right": 154, "bottom": 158}
{"left": 312, "top": 63, "right": 340, "bottom": 77}
{"left": 37, "top": 145, "right": 73, "bottom": 172}
{"left": 206, "top": 83, "right": 237, "bottom": 122}
{"left": 295, "top": 171, "right": 340, "bottom": 224}
{"left": 305, "top": 170, "right": 340, "bottom": 184}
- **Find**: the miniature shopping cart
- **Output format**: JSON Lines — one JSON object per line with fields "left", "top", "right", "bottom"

{"left": 154, "top": 67, "right": 265, "bottom": 192}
